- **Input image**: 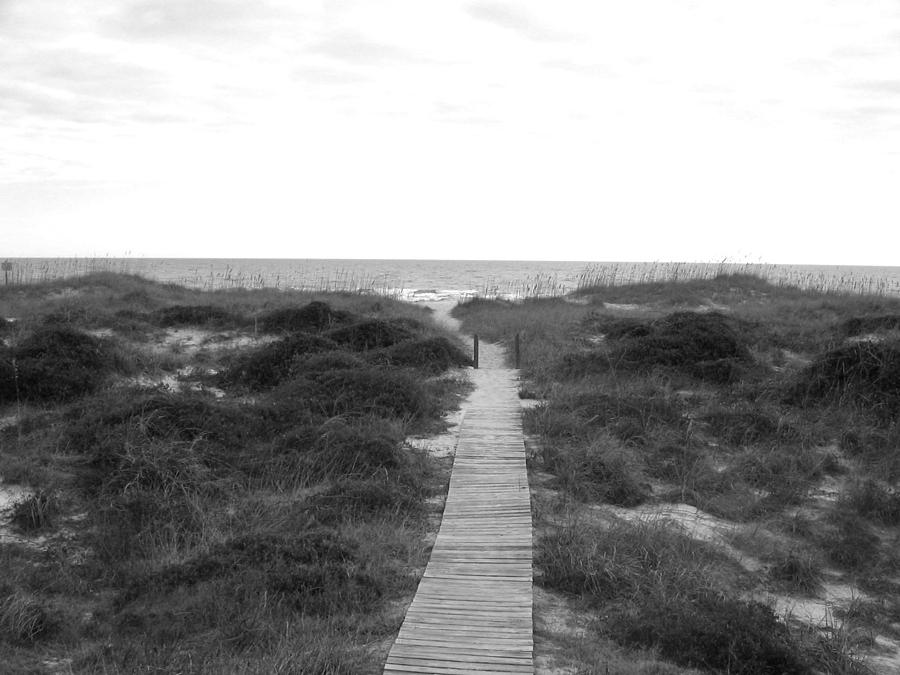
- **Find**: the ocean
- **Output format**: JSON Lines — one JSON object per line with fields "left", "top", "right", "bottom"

{"left": 4, "top": 258, "right": 900, "bottom": 300}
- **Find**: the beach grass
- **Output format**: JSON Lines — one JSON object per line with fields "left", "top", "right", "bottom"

{"left": 0, "top": 273, "right": 470, "bottom": 673}
{"left": 453, "top": 272, "right": 900, "bottom": 673}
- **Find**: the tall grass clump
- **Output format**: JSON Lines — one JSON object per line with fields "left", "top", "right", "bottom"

{"left": 538, "top": 520, "right": 821, "bottom": 674}
{"left": 0, "top": 325, "right": 114, "bottom": 402}
{"left": 789, "top": 339, "right": 900, "bottom": 420}
{"left": 537, "top": 519, "right": 814, "bottom": 673}
{"left": 256, "top": 301, "right": 353, "bottom": 333}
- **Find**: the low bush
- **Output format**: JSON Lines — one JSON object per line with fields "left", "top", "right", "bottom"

{"left": 529, "top": 384, "right": 686, "bottom": 446}
{"left": 0, "top": 325, "right": 111, "bottom": 402}
{"left": 729, "top": 447, "right": 829, "bottom": 496}
{"left": 306, "top": 477, "right": 422, "bottom": 523}
{"left": 123, "top": 529, "right": 386, "bottom": 615}
{"left": 580, "top": 313, "right": 652, "bottom": 340}
{"left": 257, "top": 301, "right": 352, "bottom": 333}
{"left": 538, "top": 520, "right": 810, "bottom": 674}
{"left": 222, "top": 332, "right": 339, "bottom": 389}
{"left": 369, "top": 336, "right": 472, "bottom": 373}
{"left": 277, "top": 367, "right": 439, "bottom": 422}
{"left": 768, "top": 551, "right": 823, "bottom": 595}
{"left": 701, "top": 402, "right": 799, "bottom": 446}
{"left": 539, "top": 434, "right": 649, "bottom": 506}
{"left": 560, "top": 311, "right": 751, "bottom": 383}
{"left": 536, "top": 519, "right": 736, "bottom": 603}
{"left": 789, "top": 340, "right": 900, "bottom": 419}
{"left": 845, "top": 479, "right": 900, "bottom": 526}
{"left": 64, "top": 390, "right": 270, "bottom": 460}
{"left": 840, "top": 314, "right": 900, "bottom": 337}
{"left": 277, "top": 415, "right": 406, "bottom": 483}
{"left": 325, "top": 319, "right": 418, "bottom": 351}
{"left": 609, "top": 592, "right": 809, "bottom": 675}
{"left": 821, "top": 511, "right": 881, "bottom": 572}
{"left": 614, "top": 312, "right": 751, "bottom": 380}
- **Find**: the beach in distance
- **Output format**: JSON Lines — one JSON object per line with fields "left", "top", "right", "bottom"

{"left": 6, "top": 257, "right": 900, "bottom": 299}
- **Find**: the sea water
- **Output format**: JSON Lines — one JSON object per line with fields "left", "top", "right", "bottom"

{"left": 5, "top": 258, "right": 900, "bottom": 299}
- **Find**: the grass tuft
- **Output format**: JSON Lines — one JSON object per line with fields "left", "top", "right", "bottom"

{"left": 368, "top": 336, "right": 472, "bottom": 374}
{"left": 325, "top": 318, "right": 418, "bottom": 351}
{"left": 10, "top": 490, "right": 59, "bottom": 532}
{"left": 0, "top": 589, "right": 57, "bottom": 645}
{"left": 257, "top": 301, "right": 353, "bottom": 333}
{"left": 789, "top": 339, "right": 900, "bottom": 419}
{"left": 222, "top": 333, "right": 339, "bottom": 389}
{"left": 1, "top": 325, "right": 112, "bottom": 402}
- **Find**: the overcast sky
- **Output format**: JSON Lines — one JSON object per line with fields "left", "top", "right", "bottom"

{"left": 2, "top": 1, "right": 899, "bottom": 263}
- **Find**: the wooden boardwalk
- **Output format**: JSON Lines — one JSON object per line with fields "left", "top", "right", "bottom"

{"left": 384, "top": 339, "right": 533, "bottom": 675}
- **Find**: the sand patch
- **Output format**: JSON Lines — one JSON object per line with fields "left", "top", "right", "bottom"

{"left": 0, "top": 413, "right": 19, "bottom": 431}
{"left": 0, "top": 483, "right": 42, "bottom": 547}
{"left": 149, "top": 328, "right": 277, "bottom": 355}
{"left": 131, "top": 366, "right": 226, "bottom": 398}
{"left": 602, "top": 302, "right": 643, "bottom": 311}
{"left": 408, "top": 407, "right": 463, "bottom": 459}
{"left": 767, "top": 581, "right": 867, "bottom": 626}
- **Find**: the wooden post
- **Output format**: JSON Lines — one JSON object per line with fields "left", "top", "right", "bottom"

{"left": 515, "top": 332, "right": 521, "bottom": 369}
{"left": 473, "top": 334, "right": 479, "bottom": 369}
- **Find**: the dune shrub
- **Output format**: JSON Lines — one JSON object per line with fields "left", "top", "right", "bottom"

{"left": 306, "top": 477, "right": 422, "bottom": 523}
{"left": 840, "top": 314, "right": 900, "bottom": 337}
{"left": 538, "top": 520, "right": 809, "bottom": 674}
{"left": 256, "top": 301, "right": 352, "bottom": 333}
{"left": 0, "top": 326, "right": 110, "bottom": 402}
{"left": 369, "top": 336, "right": 472, "bottom": 373}
{"left": 789, "top": 340, "right": 900, "bottom": 419}
{"left": 326, "top": 319, "right": 418, "bottom": 351}
{"left": 609, "top": 593, "right": 808, "bottom": 675}
{"left": 276, "top": 415, "right": 405, "bottom": 482}
{"left": 768, "top": 551, "right": 823, "bottom": 595}
{"left": 821, "top": 511, "right": 881, "bottom": 571}
{"left": 560, "top": 311, "right": 750, "bottom": 383}
{"left": 539, "top": 434, "right": 649, "bottom": 506}
{"left": 278, "top": 367, "right": 437, "bottom": 421}
{"left": 701, "top": 402, "right": 799, "bottom": 446}
{"left": 845, "top": 479, "right": 900, "bottom": 526}
{"left": 222, "top": 332, "right": 339, "bottom": 389}
{"left": 123, "top": 530, "right": 385, "bottom": 615}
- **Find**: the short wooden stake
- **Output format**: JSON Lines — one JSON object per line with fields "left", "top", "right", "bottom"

{"left": 473, "top": 334, "right": 479, "bottom": 369}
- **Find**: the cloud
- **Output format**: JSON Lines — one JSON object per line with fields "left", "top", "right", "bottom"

{"left": 30, "top": 50, "right": 166, "bottom": 102}
{"left": 466, "top": 2, "right": 574, "bottom": 42}
{"left": 845, "top": 80, "right": 900, "bottom": 96}
{"left": 542, "top": 59, "right": 612, "bottom": 78}
{"left": 0, "top": 47, "right": 174, "bottom": 128}
{"left": 293, "top": 65, "right": 369, "bottom": 85}
{"left": 827, "top": 104, "right": 900, "bottom": 129}
{"left": 105, "top": 0, "right": 285, "bottom": 41}
{"left": 308, "top": 31, "right": 422, "bottom": 65}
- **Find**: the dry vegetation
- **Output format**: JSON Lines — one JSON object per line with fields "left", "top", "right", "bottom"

{"left": 453, "top": 273, "right": 900, "bottom": 675}
{"left": 0, "top": 273, "right": 471, "bottom": 673}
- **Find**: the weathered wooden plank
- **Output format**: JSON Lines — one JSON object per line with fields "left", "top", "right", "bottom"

{"left": 383, "top": 339, "right": 533, "bottom": 674}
